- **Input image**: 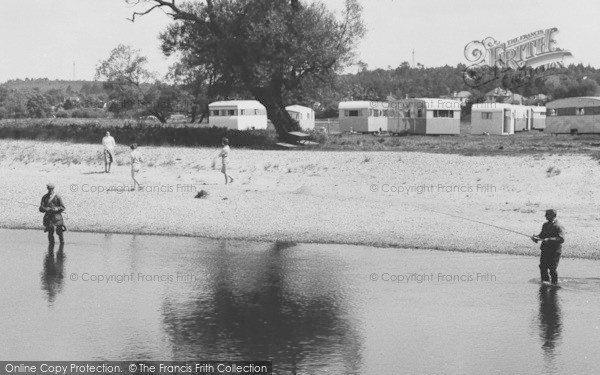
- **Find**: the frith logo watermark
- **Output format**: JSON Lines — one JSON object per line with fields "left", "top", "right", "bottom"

{"left": 463, "top": 27, "right": 572, "bottom": 89}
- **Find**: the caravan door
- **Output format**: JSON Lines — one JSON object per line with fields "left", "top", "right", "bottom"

{"left": 503, "top": 109, "right": 511, "bottom": 134}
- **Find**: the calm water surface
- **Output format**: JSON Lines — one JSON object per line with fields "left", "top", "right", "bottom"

{"left": 0, "top": 229, "right": 599, "bottom": 374}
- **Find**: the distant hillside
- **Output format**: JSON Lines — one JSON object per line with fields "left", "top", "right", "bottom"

{"left": 0, "top": 78, "right": 95, "bottom": 92}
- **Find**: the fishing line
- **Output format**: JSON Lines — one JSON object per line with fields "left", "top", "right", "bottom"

{"left": 0, "top": 197, "right": 38, "bottom": 208}
{"left": 1, "top": 198, "right": 531, "bottom": 238}
{"left": 0, "top": 198, "right": 69, "bottom": 217}
{"left": 404, "top": 202, "right": 532, "bottom": 238}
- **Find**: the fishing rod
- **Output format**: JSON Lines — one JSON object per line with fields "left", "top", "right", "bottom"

{"left": 0, "top": 197, "right": 39, "bottom": 208}
{"left": 405, "top": 202, "right": 532, "bottom": 239}
{"left": 0, "top": 198, "right": 69, "bottom": 216}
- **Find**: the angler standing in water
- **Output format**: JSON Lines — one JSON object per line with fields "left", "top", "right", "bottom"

{"left": 39, "top": 183, "right": 66, "bottom": 244}
{"left": 532, "top": 209, "right": 565, "bottom": 285}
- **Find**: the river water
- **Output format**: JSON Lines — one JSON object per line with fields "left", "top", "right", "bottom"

{"left": 0, "top": 228, "right": 599, "bottom": 374}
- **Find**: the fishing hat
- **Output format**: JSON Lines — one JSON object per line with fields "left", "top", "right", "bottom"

{"left": 46, "top": 182, "right": 55, "bottom": 189}
{"left": 545, "top": 209, "right": 557, "bottom": 216}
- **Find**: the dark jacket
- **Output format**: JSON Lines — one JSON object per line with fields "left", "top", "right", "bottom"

{"left": 39, "top": 193, "right": 65, "bottom": 228}
{"left": 538, "top": 219, "right": 565, "bottom": 253}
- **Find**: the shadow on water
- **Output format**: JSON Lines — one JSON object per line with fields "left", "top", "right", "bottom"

{"left": 40, "top": 243, "right": 66, "bottom": 306}
{"left": 537, "top": 283, "right": 562, "bottom": 372}
{"left": 161, "top": 240, "right": 362, "bottom": 374}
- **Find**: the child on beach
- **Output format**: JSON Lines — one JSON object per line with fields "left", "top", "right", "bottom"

{"left": 102, "top": 131, "right": 115, "bottom": 173}
{"left": 213, "top": 137, "right": 234, "bottom": 184}
{"left": 130, "top": 143, "right": 143, "bottom": 191}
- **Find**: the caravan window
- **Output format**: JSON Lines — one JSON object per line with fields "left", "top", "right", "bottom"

{"left": 481, "top": 112, "right": 493, "bottom": 119}
{"left": 348, "top": 110, "right": 359, "bottom": 117}
{"left": 576, "top": 108, "right": 585, "bottom": 115}
{"left": 433, "top": 110, "right": 454, "bottom": 118}
{"left": 548, "top": 109, "right": 556, "bottom": 116}
{"left": 211, "top": 110, "right": 220, "bottom": 116}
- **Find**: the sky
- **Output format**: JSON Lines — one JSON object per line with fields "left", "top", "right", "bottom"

{"left": 1, "top": 0, "right": 599, "bottom": 83}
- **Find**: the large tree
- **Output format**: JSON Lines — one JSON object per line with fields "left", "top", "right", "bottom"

{"left": 126, "top": 0, "right": 365, "bottom": 140}
{"left": 95, "top": 44, "right": 153, "bottom": 116}
{"left": 143, "top": 82, "right": 191, "bottom": 123}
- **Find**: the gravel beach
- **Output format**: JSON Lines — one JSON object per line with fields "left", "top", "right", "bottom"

{"left": 0, "top": 139, "right": 598, "bottom": 259}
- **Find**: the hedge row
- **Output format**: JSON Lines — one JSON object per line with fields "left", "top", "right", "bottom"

{"left": 0, "top": 119, "right": 278, "bottom": 149}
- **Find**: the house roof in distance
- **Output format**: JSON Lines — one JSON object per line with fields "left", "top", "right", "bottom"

{"left": 546, "top": 96, "right": 600, "bottom": 108}
{"left": 455, "top": 91, "right": 472, "bottom": 98}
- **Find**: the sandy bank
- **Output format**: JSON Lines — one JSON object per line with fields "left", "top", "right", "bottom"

{"left": 0, "top": 139, "right": 598, "bottom": 259}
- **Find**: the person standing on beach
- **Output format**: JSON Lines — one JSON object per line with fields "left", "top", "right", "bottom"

{"left": 130, "top": 143, "right": 143, "bottom": 191}
{"left": 102, "top": 131, "right": 116, "bottom": 173}
{"left": 531, "top": 209, "right": 565, "bottom": 285}
{"left": 214, "top": 137, "right": 234, "bottom": 184}
{"left": 39, "top": 183, "right": 66, "bottom": 244}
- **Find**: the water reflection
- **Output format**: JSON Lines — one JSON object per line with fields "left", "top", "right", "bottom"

{"left": 537, "top": 284, "right": 562, "bottom": 370}
{"left": 161, "top": 241, "right": 362, "bottom": 374}
{"left": 40, "top": 243, "right": 65, "bottom": 306}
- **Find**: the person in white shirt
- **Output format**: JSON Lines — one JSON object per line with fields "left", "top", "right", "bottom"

{"left": 102, "top": 131, "right": 116, "bottom": 173}
{"left": 130, "top": 143, "right": 143, "bottom": 191}
{"left": 213, "top": 137, "right": 234, "bottom": 184}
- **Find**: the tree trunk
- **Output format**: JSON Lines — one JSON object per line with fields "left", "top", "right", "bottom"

{"left": 253, "top": 90, "right": 301, "bottom": 142}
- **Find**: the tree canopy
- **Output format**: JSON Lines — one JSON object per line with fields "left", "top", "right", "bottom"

{"left": 126, "top": 0, "right": 365, "bottom": 139}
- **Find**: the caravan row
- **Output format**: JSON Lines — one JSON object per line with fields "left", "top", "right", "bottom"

{"left": 470, "top": 103, "right": 546, "bottom": 135}
{"left": 206, "top": 97, "right": 600, "bottom": 135}
{"left": 337, "top": 100, "right": 548, "bottom": 135}
{"left": 471, "top": 97, "right": 600, "bottom": 135}
{"left": 339, "top": 99, "right": 462, "bottom": 134}
{"left": 208, "top": 101, "right": 315, "bottom": 130}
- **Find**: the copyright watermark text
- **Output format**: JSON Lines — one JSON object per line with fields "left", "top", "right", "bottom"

{"left": 370, "top": 183, "right": 497, "bottom": 195}
{"left": 370, "top": 272, "right": 497, "bottom": 283}
{"left": 69, "top": 183, "right": 201, "bottom": 194}
{"left": 70, "top": 272, "right": 200, "bottom": 283}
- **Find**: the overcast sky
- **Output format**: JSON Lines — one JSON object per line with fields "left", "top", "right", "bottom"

{"left": 0, "top": 0, "right": 597, "bottom": 83}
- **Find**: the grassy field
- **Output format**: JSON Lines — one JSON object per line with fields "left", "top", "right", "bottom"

{"left": 0, "top": 118, "right": 277, "bottom": 148}
{"left": 316, "top": 131, "right": 600, "bottom": 156}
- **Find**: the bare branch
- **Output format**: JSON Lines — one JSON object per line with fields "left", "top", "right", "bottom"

{"left": 127, "top": 4, "right": 162, "bottom": 22}
{"left": 127, "top": 0, "right": 202, "bottom": 23}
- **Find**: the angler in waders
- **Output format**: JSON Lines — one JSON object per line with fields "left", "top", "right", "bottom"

{"left": 39, "top": 183, "right": 66, "bottom": 244}
{"left": 531, "top": 209, "right": 564, "bottom": 285}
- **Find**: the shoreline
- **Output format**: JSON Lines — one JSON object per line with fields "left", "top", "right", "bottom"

{"left": 2, "top": 224, "right": 596, "bottom": 261}
{"left": 1, "top": 139, "right": 599, "bottom": 260}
